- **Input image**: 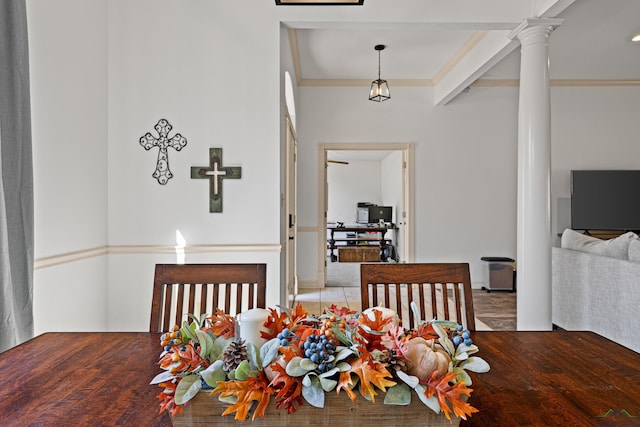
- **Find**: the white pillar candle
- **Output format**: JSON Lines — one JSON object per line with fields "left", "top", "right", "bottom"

{"left": 237, "top": 308, "right": 270, "bottom": 350}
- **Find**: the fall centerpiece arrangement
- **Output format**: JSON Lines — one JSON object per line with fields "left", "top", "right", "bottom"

{"left": 151, "top": 303, "right": 489, "bottom": 424}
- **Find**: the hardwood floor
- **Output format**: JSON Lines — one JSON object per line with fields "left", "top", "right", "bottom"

{"left": 294, "top": 287, "right": 517, "bottom": 331}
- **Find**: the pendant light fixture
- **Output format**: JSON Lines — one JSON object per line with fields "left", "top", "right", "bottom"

{"left": 369, "top": 44, "right": 390, "bottom": 102}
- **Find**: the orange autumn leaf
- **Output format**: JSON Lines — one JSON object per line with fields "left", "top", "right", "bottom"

{"left": 157, "top": 351, "right": 179, "bottom": 370}
{"left": 279, "top": 345, "right": 300, "bottom": 362}
{"left": 268, "top": 361, "right": 303, "bottom": 413}
{"left": 358, "top": 309, "right": 393, "bottom": 351}
{"left": 157, "top": 380, "right": 182, "bottom": 416}
{"left": 336, "top": 370, "right": 358, "bottom": 401}
{"left": 413, "top": 322, "right": 439, "bottom": 341}
{"left": 261, "top": 304, "right": 312, "bottom": 341}
{"left": 204, "top": 309, "right": 236, "bottom": 339}
{"left": 325, "top": 304, "right": 356, "bottom": 318}
{"left": 211, "top": 373, "right": 274, "bottom": 421}
{"left": 359, "top": 307, "right": 393, "bottom": 331}
{"left": 261, "top": 307, "right": 289, "bottom": 340}
{"left": 424, "top": 371, "right": 478, "bottom": 421}
{"left": 178, "top": 344, "right": 210, "bottom": 370}
{"left": 337, "top": 354, "right": 396, "bottom": 403}
{"left": 287, "top": 303, "right": 309, "bottom": 325}
{"left": 158, "top": 345, "right": 205, "bottom": 374}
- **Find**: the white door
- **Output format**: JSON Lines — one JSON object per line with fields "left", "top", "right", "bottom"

{"left": 284, "top": 112, "right": 298, "bottom": 305}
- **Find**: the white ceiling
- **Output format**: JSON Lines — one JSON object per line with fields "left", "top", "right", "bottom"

{"left": 290, "top": 0, "right": 640, "bottom": 93}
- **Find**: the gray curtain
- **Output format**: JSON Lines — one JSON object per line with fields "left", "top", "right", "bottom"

{"left": 0, "top": 0, "right": 34, "bottom": 353}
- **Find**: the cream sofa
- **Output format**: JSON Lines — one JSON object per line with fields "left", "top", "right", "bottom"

{"left": 552, "top": 229, "right": 640, "bottom": 354}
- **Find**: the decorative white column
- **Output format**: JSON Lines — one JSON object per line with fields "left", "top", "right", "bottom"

{"left": 509, "top": 18, "right": 562, "bottom": 331}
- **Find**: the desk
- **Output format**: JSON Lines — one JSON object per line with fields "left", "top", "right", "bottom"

{"left": 327, "top": 224, "right": 396, "bottom": 262}
{"left": 0, "top": 331, "right": 638, "bottom": 426}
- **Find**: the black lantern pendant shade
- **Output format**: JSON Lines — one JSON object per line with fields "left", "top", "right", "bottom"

{"left": 369, "top": 44, "right": 390, "bottom": 102}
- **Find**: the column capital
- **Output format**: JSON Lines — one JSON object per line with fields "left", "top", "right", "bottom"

{"left": 508, "top": 18, "right": 563, "bottom": 40}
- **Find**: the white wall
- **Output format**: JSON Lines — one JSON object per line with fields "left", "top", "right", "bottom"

{"left": 29, "top": 0, "right": 286, "bottom": 333}
{"left": 296, "top": 85, "right": 519, "bottom": 287}
{"left": 381, "top": 151, "right": 404, "bottom": 258}
{"left": 105, "top": 1, "right": 284, "bottom": 328}
{"left": 296, "top": 83, "right": 640, "bottom": 288}
{"left": 107, "top": 250, "right": 281, "bottom": 331}
{"left": 28, "top": 0, "right": 109, "bottom": 332}
{"left": 327, "top": 159, "right": 382, "bottom": 224}
{"left": 550, "top": 87, "right": 640, "bottom": 243}
{"left": 106, "top": 1, "right": 281, "bottom": 247}
{"left": 33, "top": 258, "right": 108, "bottom": 335}
{"left": 25, "top": 0, "right": 640, "bottom": 333}
{"left": 381, "top": 151, "right": 403, "bottom": 225}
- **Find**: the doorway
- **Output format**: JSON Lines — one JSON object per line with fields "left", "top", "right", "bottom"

{"left": 316, "top": 143, "right": 414, "bottom": 288}
{"left": 283, "top": 71, "right": 298, "bottom": 308}
{"left": 284, "top": 111, "right": 297, "bottom": 305}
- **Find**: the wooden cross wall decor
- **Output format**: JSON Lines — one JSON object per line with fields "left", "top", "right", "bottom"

{"left": 139, "top": 119, "right": 188, "bottom": 185}
{"left": 191, "top": 148, "right": 242, "bottom": 213}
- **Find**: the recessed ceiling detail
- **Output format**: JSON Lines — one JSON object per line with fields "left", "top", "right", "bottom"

{"left": 285, "top": 0, "right": 640, "bottom": 104}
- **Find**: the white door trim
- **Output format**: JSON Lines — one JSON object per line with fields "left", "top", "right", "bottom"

{"left": 317, "top": 142, "right": 415, "bottom": 287}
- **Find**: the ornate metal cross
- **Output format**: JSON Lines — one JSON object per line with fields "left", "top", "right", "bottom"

{"left": 140, "top": 119, "right": 187, "bottom": 185}
{"left": 191, "top": 148, "right": 242, "bottom": 213}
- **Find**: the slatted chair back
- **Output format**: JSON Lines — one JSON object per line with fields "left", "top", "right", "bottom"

{"left": 149, "top": 263, "right": 267, "bottom": 332}
{"left": 360, "top": 263, "right": 475, "bottom": 331}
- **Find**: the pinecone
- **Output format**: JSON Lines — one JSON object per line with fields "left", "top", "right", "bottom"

{"left": 380, "top": 348, "right": 407, "bottom": 372}
{"left": 222, "top": 339, "right": 248, "bottom": 372}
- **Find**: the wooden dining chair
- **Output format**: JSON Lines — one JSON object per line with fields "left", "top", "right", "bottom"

{"left": 360, "top": 263, "right": 476, "bottom": 331}
{"left": 149, "top": 263, "right": 267, "bottom": 333}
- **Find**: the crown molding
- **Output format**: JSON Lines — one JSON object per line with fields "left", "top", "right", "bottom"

{"left": 276, "top": 0, "right": 363, "bottom": 4}
{"left": 297, "top": 78, "right": 640, "bottom": 88}
{"left": 298, "top": 78, "right": 434, "bottom": 87}
{"left": 549, "top": 79, "right": 640, "bottom": 87}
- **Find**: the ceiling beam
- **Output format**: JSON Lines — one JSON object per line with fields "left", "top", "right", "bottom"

{"left": 433, "top": 30, "right": 518, "bottom": 106}
{"left": 433, "top": 0, "right": 576, "bottom": 106}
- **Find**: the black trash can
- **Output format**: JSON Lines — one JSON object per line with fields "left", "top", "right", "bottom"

{"left": 481, "top": 257, "right": 516, "bottom": 292}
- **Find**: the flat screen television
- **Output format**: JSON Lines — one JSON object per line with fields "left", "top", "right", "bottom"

{"left": 571, "top": 170, "right": 640, "bottom": 231}
{"left": 368, "top": 206, "right": 393, "bottom": 224}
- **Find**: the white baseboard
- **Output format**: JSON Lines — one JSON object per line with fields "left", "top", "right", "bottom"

{"left": 298, "top": 279, "right": 323, "bottom": 289}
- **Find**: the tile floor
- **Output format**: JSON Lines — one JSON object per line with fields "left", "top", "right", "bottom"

{"left": 294, "top": 287, "right": 362, "bottom": 315}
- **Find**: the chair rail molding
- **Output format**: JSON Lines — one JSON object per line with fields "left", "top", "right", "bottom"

{"left": 34, "top": 244, "right": 282, "bottom": 270}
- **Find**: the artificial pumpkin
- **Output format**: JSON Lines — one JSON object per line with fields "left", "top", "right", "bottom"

{"left": 404, "top": 337, "right": 451, "bottom": 379}
{"left": 264, "top": 355, "right": 286, "bottom": 382}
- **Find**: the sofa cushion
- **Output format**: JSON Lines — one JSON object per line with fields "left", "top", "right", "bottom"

{"left": 629, "top": 238, "right": 640, "bottom": 262}
{"left": 561, "top": 228, "right": 637, "bottom": 260}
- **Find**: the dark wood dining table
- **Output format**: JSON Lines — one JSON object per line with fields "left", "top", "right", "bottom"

{"left": 0, "top": 331, "right": 638, "bottom": 426}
